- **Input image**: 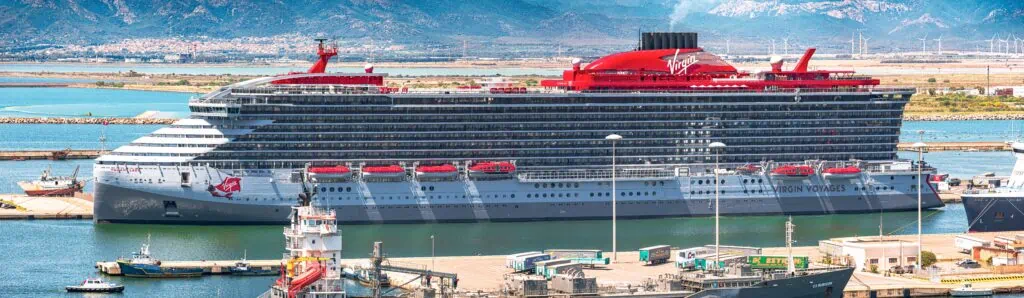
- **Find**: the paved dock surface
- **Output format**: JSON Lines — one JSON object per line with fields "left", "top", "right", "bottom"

{"left": 97, "top": 259, "right": 281, "bottom": 276}
{"left": 898, "top": 141, "right": 1010, "bottom": 152}
{"left": 0, "top": 149, "right": 104, "bottom": 160}
{"left": 0, "top": 194, "right": 92, "bottom": 219}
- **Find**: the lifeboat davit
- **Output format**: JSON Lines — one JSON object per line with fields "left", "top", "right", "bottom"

{"left": 308, "top": 165, "right": 352, "bottom": 180}
{"left": 770, "top": 165, "right": 815, "bottom": 179}
{"left": 822, "top": 166, "right": 862, "bottom": 179}
{"left": 468, "top": 161, "right": 516, "bottom": 178}
{"left": 361, "top": 165, "right": 406, "bottom": 179}
{"left": 415, "top": 164, "right": 459, "bottom": 179}
{"left": 735, "top": 164, "right": 761, "bottom": 174}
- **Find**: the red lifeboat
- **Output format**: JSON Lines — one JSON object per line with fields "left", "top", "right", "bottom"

{"left": 735, "top": 164, "right": 762, "bottom": 174}
{"left": 468, "top": 162, "right": 516, "bottom": 178}
{"left": 415, "top": 164, "right": 459, "bottom": 179}
{"left": 308, "top": 165, "right": 352, "bottom": 179}
{"left": 770, "top": 165, "right": 815, "bottom": 179}
{"left": 361, "top": 165, "right": 405, "bottom": 179}
{"left": 822, "top": 166, "right": 862, "bottom": 179}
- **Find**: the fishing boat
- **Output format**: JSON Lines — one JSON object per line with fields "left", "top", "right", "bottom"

{"left": 230, "top": 250, "right": 276, "bottom": 276}
{"left": 18, "top": 165, "right": 84, "bottom": 196}
{"left": 115, "top": 235, "right": 203, "bottom": 278}
{"left": 65, "top": 277, "right": 125, "bottom": 293}
{"left": 950, "top": 283, "right": 993, "bottom": 297}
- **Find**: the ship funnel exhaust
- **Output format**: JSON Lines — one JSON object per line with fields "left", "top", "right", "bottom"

{"left": 640, "top": 32, "right": 698, "bottom": 50}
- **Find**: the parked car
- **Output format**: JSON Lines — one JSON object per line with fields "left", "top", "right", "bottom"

{"left": 888, "top": 266, "right": 905, "bottom": 274}
{"left": 949, "top": 178, "right": 962, "bottom": 186}
{"left": 957, "top": 259, "right": 981, "bottom": 268}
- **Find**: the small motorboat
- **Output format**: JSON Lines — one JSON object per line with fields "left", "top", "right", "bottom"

{"left": 65, "top": 277, "right": 125, "bottom": 293}
{"left": 950, "top": 283, "right": 993, "bottom": 297}
{"left": 229, "top": 250, "right": 276, "bottom": 276}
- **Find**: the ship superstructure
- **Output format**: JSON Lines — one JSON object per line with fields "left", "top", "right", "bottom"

{"left": 93, "top": 33, "right": 943, "bottom": 224}
{"left": 263, "top": 199, "right": 345, "bottom": 298}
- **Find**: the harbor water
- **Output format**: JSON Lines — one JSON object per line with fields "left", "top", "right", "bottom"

{"left": 0, "top": 79, "right": 1022, "bottom": 297}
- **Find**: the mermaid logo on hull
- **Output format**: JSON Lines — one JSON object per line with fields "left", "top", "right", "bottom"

{"left": 208, "top": 177, "right": 241, "bottom": 199}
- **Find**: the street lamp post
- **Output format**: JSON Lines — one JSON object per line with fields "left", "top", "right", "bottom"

{"left": 708, "top": 142, "right": 726, "bottom": 268}
{"left": 913, "top": 140, "right": 927, "bottom": 268}
{"left": 431, "top": 235, "right": 435, "bottom": 271}
{"left": 606, "top": 134, "right": 622, "bottom": 263}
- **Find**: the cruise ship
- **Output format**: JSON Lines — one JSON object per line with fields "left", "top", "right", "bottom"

{"left": 93, "top": 33, "right": 944, "bottom": 224}
{"left": 961, "top": 142, "right": 1024, "bottom": 232}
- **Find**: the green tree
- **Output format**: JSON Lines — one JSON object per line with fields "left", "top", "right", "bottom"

{"left": 921, "top": 251, "right": 937, "bottom": 267}
{"left": 927, "top": 78, "right": 937, "bottom": 83}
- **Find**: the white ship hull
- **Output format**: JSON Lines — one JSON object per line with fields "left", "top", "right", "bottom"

{"left": 92, "top": 164, "right": 943, "bottom": 224}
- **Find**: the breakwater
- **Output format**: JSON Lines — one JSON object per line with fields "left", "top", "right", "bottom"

{"left": 0, "top": 117, "right": 174, "bottom": 125}
{"left": 905, "top": 113, "right": 1024, "bottom": 121}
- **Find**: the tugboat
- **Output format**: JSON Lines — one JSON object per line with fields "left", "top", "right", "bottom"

{"left": 115, "top": 235, "right": 203, "bottom": 278}
{"left": 18, "top": 165, "right": 84, "bottom": 196}
{"left": 230, "top": 250, "right": 276, "bottom": 276}
{"left": 261, "top": 165, "right": 346, "bottom": 298}
{"left": 65, "top": 277, "right": 125, "bottom": 293}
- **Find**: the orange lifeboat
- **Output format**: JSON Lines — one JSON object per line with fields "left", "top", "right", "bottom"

{"left": 735, "top": 164, "right": 761, "bottom": 174}
{"left": 468, "top": 161, "right": 516, "bottom": 178}
{"left": 822, "top": 166, "right": 861, "bottom": 179}
{"left": 770, "top": 165, "right": 814, "bottom": 179}
{"left": 415, "top": 164, "right": 459, "bottom": 179}
{"left": 361, "top": 165, "right": 405, "bottom": 179}
{"left": 308, "top": 165, "right": 352, "bottom": 180}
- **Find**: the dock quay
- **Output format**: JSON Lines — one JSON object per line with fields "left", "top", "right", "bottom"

{"left": 96, "top": 259, "right": 281, "bottom": 276}
{"left": 898, "top": 141, "right": 1010, "bottom": 152}
{"left": 0, "top": 149, "right": 104, "bottom": 160}
{"left": 0, "top": 82, "right": 69, "bottom": 88}
{"left": 0, "top": 116, "right": 175, "bottom": 125}
{"left": 0, "top": 193, "right": 93, "bottom": 220}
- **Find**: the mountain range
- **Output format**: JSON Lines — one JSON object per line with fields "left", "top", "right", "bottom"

{"left": 1, "top": 0, "right": 1021, "bottom": 51}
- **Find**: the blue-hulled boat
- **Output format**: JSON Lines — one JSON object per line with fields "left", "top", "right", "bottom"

{"left": 116, "top": 235, "right": 202, "bottom": 278}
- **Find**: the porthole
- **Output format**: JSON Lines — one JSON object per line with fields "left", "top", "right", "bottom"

{"left": 429, "top": 186, "right": 435, "bottom": 191}
{"left": 346, "top": 187, "right": 351, "bottom": 192}
{"left": 329, "top": 187, "right": 335, "bottom": 192}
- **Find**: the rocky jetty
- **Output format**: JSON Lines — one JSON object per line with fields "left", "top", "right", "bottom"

{"left": 0, "top": 117, "right": 175, "bottom": 125}
{"left": 904, "top": 114, "right": 1024, "bottom": 121}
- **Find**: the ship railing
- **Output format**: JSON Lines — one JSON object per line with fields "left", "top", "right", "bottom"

{"left": 215, "top": 86, "right": 917, "bottom": 98}
{"left": 517, "top": 167, "right": 678, "bottom": 182}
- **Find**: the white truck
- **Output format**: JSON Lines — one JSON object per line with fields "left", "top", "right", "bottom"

{"left": 954, "top": 235, "right": 989, "bottom": 254}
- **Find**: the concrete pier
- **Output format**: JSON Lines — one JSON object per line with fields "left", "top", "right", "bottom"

{"left": 0, "top": 149, "right": 104, "bottom": 160}
{"left": 898, "top": 141, "right": 1010, "bottom": 152}
{"left": 0, "top": 193, "right": 92, "bottom": 220}
{"left": 96, "top": 259, "right": 281, "bottom": 276}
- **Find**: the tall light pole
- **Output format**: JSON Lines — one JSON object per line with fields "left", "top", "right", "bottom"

{"left": 709, "top": 141, "right": 726, "bottom": 268}
{"left": 606, "top": 134, "right": 622, "bottom": 263}
{"left": 430, "top": 234, "right": 435, "bottom": 271}
{"left": 913, "top": 139, "right": 927, "bottom": 268}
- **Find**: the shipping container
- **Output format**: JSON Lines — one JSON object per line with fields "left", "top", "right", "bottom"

{"left": 955, "top": 235, "right": 989, "bottom": 253}
{"left": 534, "top": 259, "right": 572, "bottom": 275}
{"left": 506, "top": 251, "right": 542, "bottom": 269}
{"left": 513, "top": 253, "right": 552, "bottom": 272}
{"left": 568, "top": 257, "right": 610, "bottom": 266}
{"left": 544, "top": 249, "right": 602, "bottom": 259}
{"left": 639, "top": 245, "right": 672, "bottom": 264}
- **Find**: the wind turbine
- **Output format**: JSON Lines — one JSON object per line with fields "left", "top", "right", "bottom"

{"left": 770, "top": 39, "right": 776, "bottom": 55}
{"left": 849, "top": 33, "right": 856, "bottom": 55}
{"left": 782, "top": 37, "right": 789, "bottom": 56}
{"left": 1001, "top": 36, "right": 1011, "bottom": 54}
{"left": 918, "top": 34, "right": 928, "bottom": 54}
{"left": 859, "top": 32, "right": 864, "bottom": 56}
{"left": 933, "top": 35, "right": 943, "bottom": 55}
{"left": 988, "top": 33, "right": 998, "bottom": 54}
{"left": 862, "top": 37, "right": 870, "bottom": 55}
{"left": 725, "top": 38, "right": 731, "bottom": 55}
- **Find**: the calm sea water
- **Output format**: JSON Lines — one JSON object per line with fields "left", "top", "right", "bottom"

{"left": 0, "top": 203, "right": 972, "bottom": 298}
{"left": 1, "top": 84, "right": 1022, "bottom": 297}
{"left": 0, "top": 87, "right": 193, "bottom": 118}
{"left": 0, "top": 64, "right": 563, "bottom": 77}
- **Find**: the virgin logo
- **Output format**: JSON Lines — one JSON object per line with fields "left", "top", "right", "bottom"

{"left": 208, "top": 177, "right": 241, "bottom": 199}
{"left": 667, "top": 49, "right": 699, "bottom": 75}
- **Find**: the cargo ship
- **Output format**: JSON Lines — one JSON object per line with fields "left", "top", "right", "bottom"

{"left": 93, "top": 32, "right": 943, "bottom": 224}
{"left": 962, "top": 142, "right": 1024, "bottom": 232}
